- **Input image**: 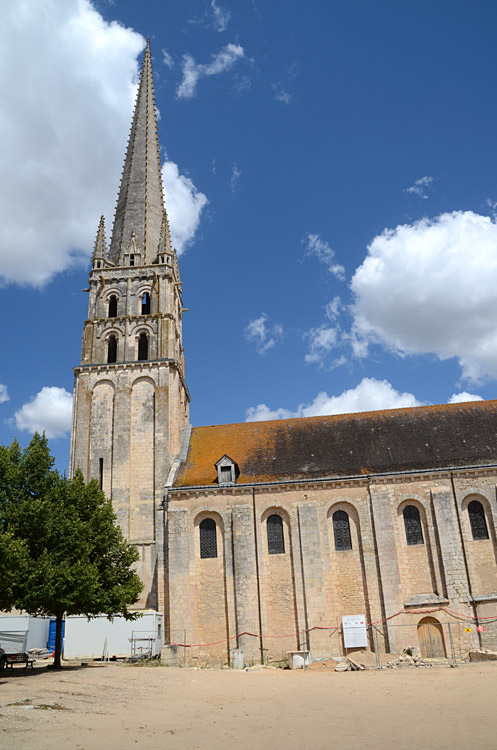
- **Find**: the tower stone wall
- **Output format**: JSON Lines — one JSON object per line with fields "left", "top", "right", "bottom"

{"left": 70, "top": 42, "right": 189, "bottom": 611}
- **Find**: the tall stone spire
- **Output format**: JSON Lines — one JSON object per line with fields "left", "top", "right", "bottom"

{"left": 108, "top": 40, "right": 166, "bottom": 266}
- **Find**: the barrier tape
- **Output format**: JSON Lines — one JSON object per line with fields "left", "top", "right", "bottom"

{"left": 167, "top": 606, "right": 497, "bottom": 649}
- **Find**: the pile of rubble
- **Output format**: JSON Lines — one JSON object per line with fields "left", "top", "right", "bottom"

{"left": 385, "top": 654, "right": 434, "bottom": 669}
{"left": 333, "top": 652, "right": 436, "bottom": 671}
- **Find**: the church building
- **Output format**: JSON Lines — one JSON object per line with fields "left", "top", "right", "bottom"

{"left": 70, "top": 42, "right": 497, "bottom": 665}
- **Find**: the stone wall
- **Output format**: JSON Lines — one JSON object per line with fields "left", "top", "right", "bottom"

{"left": 166, "top": 469, "right": 497, "bottom": 664}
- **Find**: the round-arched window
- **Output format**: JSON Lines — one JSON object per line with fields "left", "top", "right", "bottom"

{"left": 403, "top": 505, "right": 424, "bottom": 546}
{"left": 468, "top": 500, "right": 489, "bottom": 540}
{"left": 108, "top": 295, "right": 118, "bottom": 318}
{"left": 199, "top": 518, "right": 217, "bottom": 558}
{"left": 267, "top": 514, "right": 285, "bottom": 555}
{"left": 333, "top": 510, "right": 352, "bottom": 551}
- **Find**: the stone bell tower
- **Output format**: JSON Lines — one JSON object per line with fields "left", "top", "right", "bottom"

{"left": 70, "top": 41, "right": 190, "bottom": 609}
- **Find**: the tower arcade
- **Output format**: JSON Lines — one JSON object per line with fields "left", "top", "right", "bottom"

{"left": 70, "top": 42, "right": 190, "bottom": 608}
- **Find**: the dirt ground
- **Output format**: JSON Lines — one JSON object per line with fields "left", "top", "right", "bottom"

{"left": 1, "top": 660, "right": 496, "bottom": 750}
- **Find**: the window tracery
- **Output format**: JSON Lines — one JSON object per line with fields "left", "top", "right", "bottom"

{"left": 403, "top": 505, "right": 424, "bottom": 546}
{"left": 267, "top": 514, "right": 285, "bottom": 555}
{"left": 333, "top": 510, "right": 352, "bottom": 551}
{"left": 468, "top": 500, "right": 489, "bottom": 540}
{"left": 200, "top": 518, "right": 218, "bottom": 558}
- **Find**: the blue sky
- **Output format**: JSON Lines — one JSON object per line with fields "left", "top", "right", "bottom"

{"left": 2, "top": 0, "right": 497, "bottom": 471}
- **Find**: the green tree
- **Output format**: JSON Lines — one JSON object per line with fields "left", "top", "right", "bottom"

{"left": 1, "top": 434, "right": 142, "bottom": 669}
{"left": 0, "top": 531, "right": 27, "bottom": 612}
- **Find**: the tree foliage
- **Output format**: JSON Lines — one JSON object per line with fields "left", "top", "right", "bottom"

{"left": 0, "top": 434, "right": 143, "bottom": 668}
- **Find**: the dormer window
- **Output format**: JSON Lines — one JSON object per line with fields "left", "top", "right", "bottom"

{"left": 220, "top": 466, "right": 232, "bottom": 482}
{"left": 129, "top": 253, "right": 135, "bottom": 267}
{"left": 215, "top": 455, "right": 238, "bottom": 485}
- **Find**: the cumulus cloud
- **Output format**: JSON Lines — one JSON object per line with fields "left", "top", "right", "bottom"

{"left": 162, "top": 160, "right": 208, "bottom": 253}
{"left": 304, "top": 233, "right": 345, "bottom": 280}
{"left": 245, "top": 314, "right": 283, "bottom": 354}
{"left": 404, "top": 176, "right": 435, "bottom": 199}
{"left": 0, "top": 0, "right": 145, "bottom": 286}
{"left": 177, "top": 44, "right": 245, "bottom": 99}
{"left": 351, "top": 211, "right": 497, "bottom": 382}
{"left": 0, "top": 384, "right": 9, "bottom": 404}
{"left": 245, "top": 378, "right": 423, "bottom": 422}
{"left": 230, "top": 164, "right": 242, "bottom": 191}
{"left": 13, "top": 387, "right": 73, "bottom": 439}
{"left": 448, "top": 392, "right": 483, "bottom": 404}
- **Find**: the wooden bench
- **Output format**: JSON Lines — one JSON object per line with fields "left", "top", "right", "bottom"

{"left": 0, "top": 653, "right": 36, "bottom": 671}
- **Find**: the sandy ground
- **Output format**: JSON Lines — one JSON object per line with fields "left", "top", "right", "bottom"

{"left": 1, "top": 660, "right": 496, "bottom": 750}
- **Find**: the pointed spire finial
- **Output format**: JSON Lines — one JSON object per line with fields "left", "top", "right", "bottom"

{"left": 92, "top": 215, "right": 107, "bottom": 261}
{"left": 108, "top": 41, "right": 169, "bottom": 267}
{"left": 157, "top": 210, "right": 172, "bottom": 257}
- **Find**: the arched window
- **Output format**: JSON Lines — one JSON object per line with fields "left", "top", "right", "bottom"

{"left": 138, "top": 333, "right": 148, "bottom": 361}
{"left": 199, "top": 518, "right": 217, "bottom": 559}
{"left": 468, "top": 500, "right": 489, "bottom": 540}
{"left": 403, "top": 505, "right": 424, "bottom": 546}
{"left": 267, "top": 514, "right": 285, "bottom": 555}
{"left": 108, "top": 295, "right": 117, "bottom": 318}
{"left": 333, "top": 510, "right": 352, "bottom": 551}
{"left": 141, "top": 292, "right": 151, "bottom": 315}
{"left": 107, "top": 334, "right": 117, "bottom": 364}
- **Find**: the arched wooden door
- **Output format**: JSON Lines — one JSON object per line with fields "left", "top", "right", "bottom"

{"left": 417, "top": 617, "right": 446, "bottom": 658}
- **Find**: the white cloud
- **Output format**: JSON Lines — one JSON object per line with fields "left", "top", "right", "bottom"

{"left": 162, "top": 160, "right": 208, "bottom": 253}
{"left": 405, "top": 176, "right": 435, "bottom": 199}
{"left": 273, "top": 84, "right": 292, "bottom": 104}
{"left": 233, "top": 75, "right": 251, "bottom": 94}
{"left": 246, "top": 377, "right": 423, "bottom": 422}
{"left": 230, "top": 164, "right": 242, "bottom": 191}
{"left": 351, "top": 211, "right": 497, "bottom": 382}
{"left": 448, "top": 392, "right": 483, "bottom": 404}
{"left": 245, "top": 314, "right": 283, "bottom": 354}
{"left": 304, "top": 233, "right": 345, "bottom": 280}
{"left": 187, "top": 1, "right": 231, "bottom": 32}
{"left": 177, "top": 44, "right": 245, "bottom": 100}
{"left": 304, "top": 298, "right": 343, "bottom": 366}
{"left": 14, "top": 387, "right": 73, "bottom": 439}
{"left": 0, "top": 0, "right": 145, "bottom": 286}
{"left": 325, "top": 296, "right": 342, "bottom": 321}
{"left": 162, "top": 49, "right": 174, "bottom": 69}
{"left": 305, "top": 326, "right": 338, "bottom": 365}
{"left": 211, "top": 0, "right": 231, "bottom": 31}
{"left": 0, "top": 384, "right": 9, "bottom": 404}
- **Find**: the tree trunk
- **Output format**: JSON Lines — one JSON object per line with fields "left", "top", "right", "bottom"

{"left": 53, "top": 612, "right": 64, "bottom": 669}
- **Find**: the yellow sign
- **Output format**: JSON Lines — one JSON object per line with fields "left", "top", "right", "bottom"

{"left": 464, "top": 627, "right": 472, "bottom": 633}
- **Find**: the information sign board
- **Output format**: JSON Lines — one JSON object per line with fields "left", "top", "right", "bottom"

{"left": 342, "top": 614, "right": 368, "bottom": 648}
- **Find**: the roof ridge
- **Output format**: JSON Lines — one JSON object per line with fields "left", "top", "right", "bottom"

{"left": 192, "top": 398, "right": 497, "bottom": 431}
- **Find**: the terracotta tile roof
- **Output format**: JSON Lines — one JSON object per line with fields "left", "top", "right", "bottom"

{"left": 173, "top": 399, "right": 497, "bottom": 488}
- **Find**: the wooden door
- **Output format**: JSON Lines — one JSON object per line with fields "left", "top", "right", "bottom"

{"left": 417, "top": 617, "right": 446, "bottom": 658}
